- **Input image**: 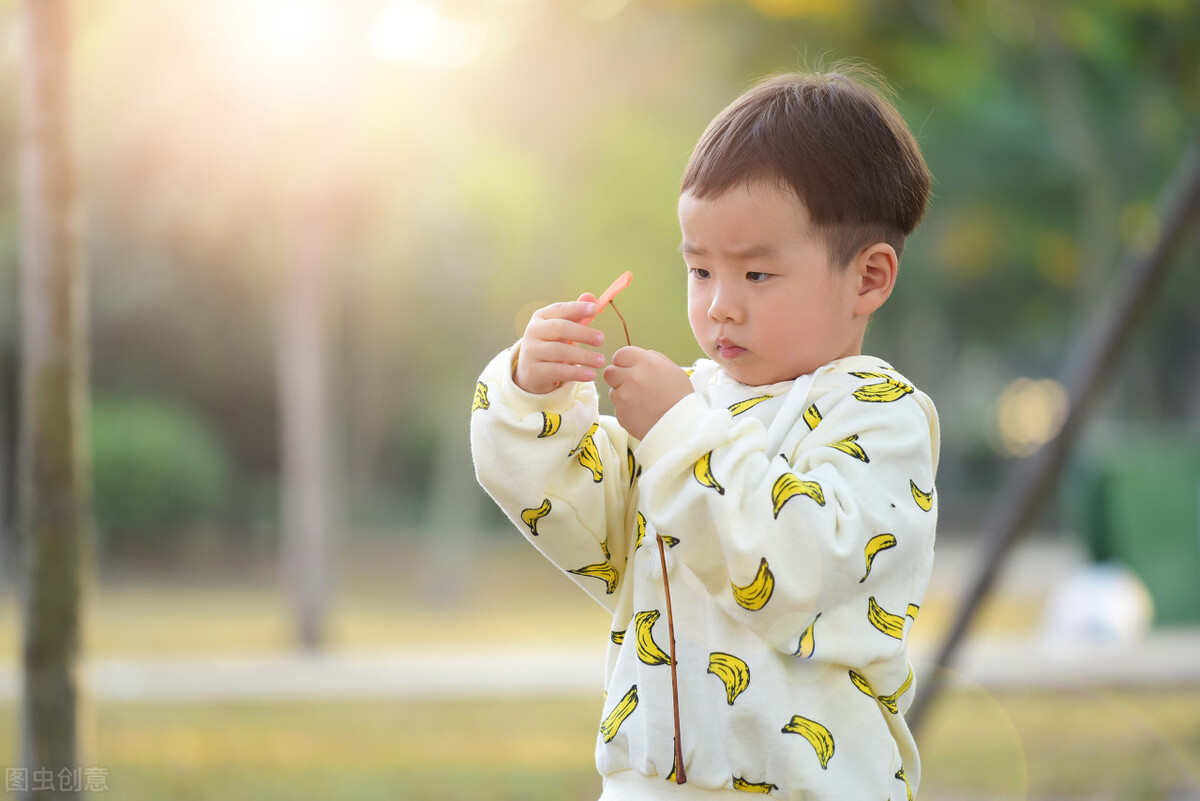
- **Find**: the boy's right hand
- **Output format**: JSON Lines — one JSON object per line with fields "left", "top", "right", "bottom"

{"left": 513, "top": 293, "right": 608, "bottom": 395}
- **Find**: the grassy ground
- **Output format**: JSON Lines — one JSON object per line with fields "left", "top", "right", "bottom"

{"left": 0, "top": 689, "right": 1196, "bottom": 800}
{"left": 0, "top": 536, "right": 1197, "bottom": 799}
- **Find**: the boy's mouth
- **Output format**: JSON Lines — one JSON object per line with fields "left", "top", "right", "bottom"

{"left": 716, "top": 338, "right": 747, "bottom": 359}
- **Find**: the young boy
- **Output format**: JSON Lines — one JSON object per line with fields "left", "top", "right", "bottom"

{"left": 471, "top": 67, "right": 939, "bottom": 800}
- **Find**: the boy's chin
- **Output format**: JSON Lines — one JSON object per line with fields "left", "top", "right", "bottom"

{"left": 719, "top": 361, "right": 796, "bottom": 387}
{"left": 717, "top": 354, "right": 823, "bottom": 386}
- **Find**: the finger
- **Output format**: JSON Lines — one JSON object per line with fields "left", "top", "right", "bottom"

{"left": 533, "top": 360, "right": 600, "bottom": 385}
{"left": 606, "top": 382, "right": 620, "bottom": 408}
{"left": 517, "top": 356, "right": 599, "bottom": 393}
{"left": 526, "top": 340, "right": 607, "bottom": 370}
{"left": 528, "top": 300, "right": 605, "bottom": 344}
{"left": 577, "top": 289, "right": 603, "bottom": 325}
{"left": 602, "top": 363, "right": 622, "bottom": 387}
{"left": 529, "top": 315, "right": 605, "bottom": 347}
{"left": 536, "top": 299, "right": 598, "bottom": 324}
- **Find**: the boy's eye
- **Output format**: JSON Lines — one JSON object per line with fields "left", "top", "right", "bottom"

{"left": 746, "top": 272, "right": 770, "bottom": 283}
{"left": 688, "top": 266, "right": 710, "bottom": 280}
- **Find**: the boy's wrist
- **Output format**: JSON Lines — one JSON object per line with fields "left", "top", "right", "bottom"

{"left": 634, "top": 392, "right": 711, "bottom": 470}
{"left": 500, "top": 344, "right": 583, "bottom": 417}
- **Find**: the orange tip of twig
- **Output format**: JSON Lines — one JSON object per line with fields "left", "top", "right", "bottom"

{"left": 581, "top": 271, "right": 632, "bottom": 326}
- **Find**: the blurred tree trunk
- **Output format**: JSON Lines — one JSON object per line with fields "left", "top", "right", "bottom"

{"left": 278, "top": 197, "right": 334, "bottom": 651}
{"left": 16, "top": 0, "right": 92, "bottom": 795}
{"left": 274, "top": 62, "right": 354, "bottom": 652}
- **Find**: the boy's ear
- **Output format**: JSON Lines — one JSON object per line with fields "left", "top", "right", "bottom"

{"left": 852, "top": 243, "right": 898, "bottom": 316}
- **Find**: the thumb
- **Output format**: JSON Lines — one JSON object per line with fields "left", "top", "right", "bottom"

{"left": 611, "top": 345, "right": 645, "bottom": 366}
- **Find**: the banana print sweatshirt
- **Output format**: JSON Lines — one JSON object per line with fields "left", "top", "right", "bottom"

{"left": 470, "top": 346, "right": 940, "bottom": 801}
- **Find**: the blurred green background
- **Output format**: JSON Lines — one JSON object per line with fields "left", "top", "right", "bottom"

{"left": 0, "top": 0, "right": 1192, "bottom": 561}
{"left": 0, "top": 0, "right": 1198, "bottom": 798}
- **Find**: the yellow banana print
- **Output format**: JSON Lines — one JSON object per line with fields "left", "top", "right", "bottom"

{"left": 611, "top": 629, "right": 625, "bottom": 645}
{"left": 728, "top": 395, "right": 773, "bottom": 416}
{"left": 520, "top": 499, "right": 551, "bottom": 536}
{"left": 634, "top": 610, "right": 673, "bottom": 666}
{"left": 569, "top": 423, "right": 603, "bottom": 483}
{"left": 599, "top": 684, "right": 638, "bottom": 743}
{"left": 803, "top": 403, "right": 822, "bottom": 430}
{"left": 538, "top": 411, "right": 561, "bottom": 438}
{"left": 850, "top": 372, "right": 914, "bottom": 403}
{"left": 877, "top": 664, "right": 914, "bottom": 714}
{"left": 569, "top": 561, "right": 620, "bottom": 595}
{"left": 732, "top": 776, "right": 778, "bottom": 794}
{"left": 910, "top": 479, "right": 934, "bottom": 511}
{"left": 667, "top": 742, "right": 682, "bottom": 783}
{"left": 849, "top": 669, "right": 875, "bottom": 699}
{"left": 906, "top": 603, "right": 920, "bottom": 621}
{"left": 694, "top": 451, "right": 725, "bottom": 495}
{"left": 794, "top": 613, "right": 820, "bottom": 659}
{"left": 472, "top": 381, "right": 490, "bottom": 411}
{"left": 860, "top": 533, "right": 898, "bottom": 583}
{"left": 771, "top": 473, "right": 825, "bottom": 518}
{"left": 867, "top": 596, "right": 906, "bottom": 639}
{"left": 627, "top": 448, "right": 642, "bottom": 486}
{"left": 896, "top": 767, "right": 913, "bottom": 801}
{"left": 660, "top": 535, "right": 680, "bottom": 548}
{"left": 634, "top": 511, "right": 647, "bottom": 550}
{"left": 781, "top": 715, "right": 835, "bottom": 770}
{"left": 830, "top": 434, "right": 869, "bottom": 463}
{"left": 731, "top": 557, "right": 775, "bottom": 611}
{"left": 707, "top": 651, "right": 751, "bottom": 705}
{"left": 849, "top": 665, "right": 913, "bottom": 714}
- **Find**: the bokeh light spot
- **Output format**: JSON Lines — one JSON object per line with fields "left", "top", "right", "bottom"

{"left": 992, "top": 378, "right": 1069, "bottom": 458}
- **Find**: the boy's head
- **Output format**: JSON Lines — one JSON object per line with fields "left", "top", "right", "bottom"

{"left": 681, "top": 66, "right": 931, "bottom": 270}
{"left": 678, "top": 67, "right": 932, "bottom": 385}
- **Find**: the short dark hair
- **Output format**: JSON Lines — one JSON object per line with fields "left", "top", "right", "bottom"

{"left": 681, "top": 66, "right": 932, "bottom": 269}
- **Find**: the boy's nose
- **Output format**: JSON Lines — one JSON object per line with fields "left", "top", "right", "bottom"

{"left": 708, "top": 285, "right": 743, "bottom": 323}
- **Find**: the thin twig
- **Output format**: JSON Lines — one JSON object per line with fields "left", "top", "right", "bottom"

{"left": 656, "top": 534, "right": 686, "bottom": 784}
{"left": 609, "top": 299, "right": 632, "bottom": 347}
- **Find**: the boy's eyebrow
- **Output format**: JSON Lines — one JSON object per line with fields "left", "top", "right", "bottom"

{"left": 679, "top": 241, "right": 780, "bottom": 260}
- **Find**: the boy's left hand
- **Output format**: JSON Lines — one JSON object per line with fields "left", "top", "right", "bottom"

{"left": 604, "top": 346, "right": 693, "bottom": 441}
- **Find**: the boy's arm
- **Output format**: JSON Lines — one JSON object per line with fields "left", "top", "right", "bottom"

{"left": 471, "top": 346, "right": 635, "bottom": 612}
{"left": 635, "top": 369, "right": 939, "bottom": 673}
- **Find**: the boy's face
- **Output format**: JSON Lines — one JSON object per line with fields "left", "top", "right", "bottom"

{"left": 679, "top": 180, "right": 867, "bottom": 386}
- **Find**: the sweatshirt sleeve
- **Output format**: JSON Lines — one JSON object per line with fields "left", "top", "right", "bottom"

{"left": 634, "top": 368, "right": 940, "bottom": 670}
{"left": 470, "top": 345, "right": 636, "bottom": 612}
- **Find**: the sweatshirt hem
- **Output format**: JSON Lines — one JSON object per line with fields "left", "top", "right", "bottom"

{"left": 600, "top": 771, "right": 751, "bottom": 800}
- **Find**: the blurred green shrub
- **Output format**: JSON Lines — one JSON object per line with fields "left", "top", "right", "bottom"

{"left": 91, "top": 396, "right": 232, "bottom": 556}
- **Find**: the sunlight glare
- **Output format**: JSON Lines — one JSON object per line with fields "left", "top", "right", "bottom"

{"left": 247, "top": 0, "right": 337, "bottom": 75}
{"left": 372, "top": 0, "right": 488, "bottom": 71}
{"left": 580, "top": 0, "right": 632, "bottom": 20}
